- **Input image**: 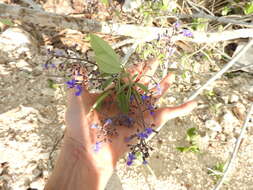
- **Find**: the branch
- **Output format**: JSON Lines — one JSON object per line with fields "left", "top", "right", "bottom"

{"left": 148, "top": 39, "right": 253, "bottom": 142}
{"left": 1, "top": 3, "right": 253, "bottom": 43}
{"left": 212, "top": 102, "right": 253, "bottom": 190}
{"left": 0, "top": 3, "right": 164, "bottom": 41}
{"left": 187, "top": 39, "right": 253, "bottom": 101}
{"left": 158, "top": 13, "right": 253, "bottom": 27}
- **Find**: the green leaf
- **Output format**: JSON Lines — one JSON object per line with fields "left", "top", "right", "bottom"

{"left": 176, "top": 145, "right": 199, "bottom": 153}
{"left": 90, "top": 34, "right": 121, "bottom": 74}
{"left": 126, "top": 86, "right": 132, "bottom": 104}
{"left": 244, "top": 2, "right": 253, "bottom": 15}
{"left": 47, "top": 79, "right": 58, "bottom": 89}
{"left": 91, "top": 90, "right": 111, "bottom": 111}
{"left": 100, "top": 0, "right": 109, "bottom": 5}
{"left": 0, "top": 19, "right": 14, "bottom": 26}
{"left": 135, "top": 83, "right": 149, "bottom": 93}
{"left": 176, "top": 147, "right": 189, "bottom": 152}
{"left": 214, "top": 163, "right": 225, "bottom": 172}
{"left": 186, "top": 127, "right": 198, "bottom": 142}
{"left": 117, "top": 83, "right": 128, "bottom": 95}
{"left": 117, "top": 92, "right": 129, "bottom": 113}
{"left": 101, "top": 77, "right": 114, "bottom": 89}
{"left": 133, "top": 89, "right": 141, "bottom": 103}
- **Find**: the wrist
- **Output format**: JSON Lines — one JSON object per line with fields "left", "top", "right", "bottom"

{"left": 45, "top": 136, "right": 113, "bottom": 190}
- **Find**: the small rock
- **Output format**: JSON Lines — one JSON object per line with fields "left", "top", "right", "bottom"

{"left": 232, "top": 103, "right": 246, "bottom": 122}
{"left": 0, "top": 27, "right": 38, "bottom": 60}
{"left": 122, "top": 0, "right": 142, "bottom": 12}
{"left": 221, "top": 110, "right": 239, "bottom": 134}
{"left": 229, "top": 94, "right": 239, "bottom": 103}
{"left": 205, "top": 120, "right": 222, "bottom": 132}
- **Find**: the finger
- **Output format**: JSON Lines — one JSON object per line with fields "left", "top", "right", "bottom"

{"left": 150, "top": 73, "right": 175, "bottom": 98}
{"left": 151, "top": 101, "right": 197, "bottom": 127}
{"left": 128, "top": 58, "right": 159, "bottom": 84}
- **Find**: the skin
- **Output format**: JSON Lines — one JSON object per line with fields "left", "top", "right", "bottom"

{"left": 44, "top": 59, "right": 197, "bottom": 190}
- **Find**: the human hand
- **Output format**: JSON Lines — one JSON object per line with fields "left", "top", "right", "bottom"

{"left": 64, "top": 58, "right": 197, "bottom": 171}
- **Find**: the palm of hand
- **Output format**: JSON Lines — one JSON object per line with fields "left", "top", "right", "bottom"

{"left": 64, "top": 59, "right": 196, "bottom": 169}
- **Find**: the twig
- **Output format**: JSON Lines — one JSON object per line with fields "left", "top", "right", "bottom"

{"left": 48, "top": 133, "right": 65, "bottom": 169}
{"left": 212, "top": 103, "right": 253, "bottom": 190}
{"left": 187, "top": 39, "right": 253, "bottom": 101}
{"left": 157, "top": 13, "right": 253, "bottom": 27}
{"left": 121, "top": 40, "right": 142, "bottom": 66}
{"left": 2, "top": 3, "right": 253, "bottom": 43}
{"left": 18, "top": 0, "right": 42, "bottom": 11}
{"left": 147, "top": 39, "right": 253, "bottom": 142}
{"left": 112, "top": 39, "right": 136, "bottom": 49}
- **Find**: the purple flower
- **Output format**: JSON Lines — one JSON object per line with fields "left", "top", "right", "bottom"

{"left": 141, "top": 95, "right": 149, "bottom": 101}
{"left": 66, "top": 79, "right": 77, "bottom": 88}
{"left": 174, "top": 21, "right": 180, "bottom": 29}
{"left": 143, "top": 160, "right": 148, "bottom": 165}
{"left": 93, "top": 142, "right": 102, "bottom": 152}
{"left": 167, "top": 46, "right": 176, "bottom": 56}
{"left": 54, "top": 49, "right": 65, "bottom": 57}
{"left": 121, "top": 115, "right": 134, "bottom": 127}
{"left": 156, "top": 84, "right": 162, "bottom": 95}
{"left": 145, "top": 128, "right": 153, "bottom": 135}
{"left": 127, "top": 160, "right": 133, "bottom": 166}
{"left": 91, "top": 123, "right": 99, "bottom": 129}
{"left": 150, "top": 111, "right": 155, "bottom": 116}
{"left": 104, "top": 118, "right": 112, "bottom": 126}
{"left": 50, "top": 63, "right": 56, "bottom": 68}
{"left": 75, "top": 84, "right": 82, "bottom": 96}
{"left": 126, "top": 153, "right": 136, "bottom": 166}
{"left": 148, "top": 104, "right": 154, "bottom": 111}
{"left": 43, "top": 63, "right": 49, "bottom": 69}
{"left": 130, "top": 95, "right": 134, "bottom": 103}
{"left": 137, "top": 132, "right": 148, "bottom": 139}
{"left": 181, "top": 29, "right": 193, "bottom": 37}
{"left": 128, "top": 153, "right": 136, "bottom": 160}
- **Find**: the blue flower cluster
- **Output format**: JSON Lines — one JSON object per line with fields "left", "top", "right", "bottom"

{"left": 65, "top": 79, "right": 82, "bottom": 96}
{"left": 181, "top": 29, "right": 193, "bottom": 37}
{"left": 127, "top": 153, "right": 136, "bottom": 166}
{"left": 137, "top": 127, "right": 154, "bottom": 139}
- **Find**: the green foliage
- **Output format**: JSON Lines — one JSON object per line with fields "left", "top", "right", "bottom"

{"left": 100, "top": 0, "right": 109, "bottom": 6}
{"left": 208, "top": 162, "right": 225, "bottom": 182}
{"left": 176, "top": 128, "right": 200, "bottom": 153}
{"left": 101, "top": 77, "right": 114, "bottom": 90}
{"left": 176, "top": 145, "right": 200, "bottom": 153}
{"left": 0, "top": 19, "right": 14, "bottom": 26}
{"left": 244, "top": 1, "right": 253, "bottom": 15}
{"left": 91, "top": 90, "right": 111, "bottom": 111}
{"left": 135, "top": 83, "right": 149, "bottom": 93}
{"left": 192, "top": 18, "right": 208, "bottom": 32}
{"left": 117, "top": 90, "right": 130, "bottom": 113}
{"left": 47, "top": 79, "right": 58, "bottom": 89}
{"left": 186, "top": 127, "right": 199, "bottom": 143}
{"left": 221, "top": 6, "right": 231, "bottom": 16}
{"left": 90, "top": 34, "right": 122, "bottom": 74}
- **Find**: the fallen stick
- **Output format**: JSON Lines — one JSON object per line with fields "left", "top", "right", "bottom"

{"left": 1, "top": 3, "right": 253, "bottom": 43}
{"left": 187, "top": 39, "right": 253, "bottom": 101}
{"left": 158, "top": 13, "right": 253, "bottom": 27}
{"left": 148, "top": 39, "right": 253, "bottom": 141}
{"left": 212, "top": 102, "right": 253, "bottom": 190}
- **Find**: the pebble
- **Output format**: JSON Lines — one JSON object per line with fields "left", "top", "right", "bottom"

{"left": 221, "top": 110, "right": 239, "bottom": 134}
{"left": 0, "top": 27, "right": 38, "bottom": 60}
{"left": 205, "top": 120, "right": 222, "bottom": 132}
